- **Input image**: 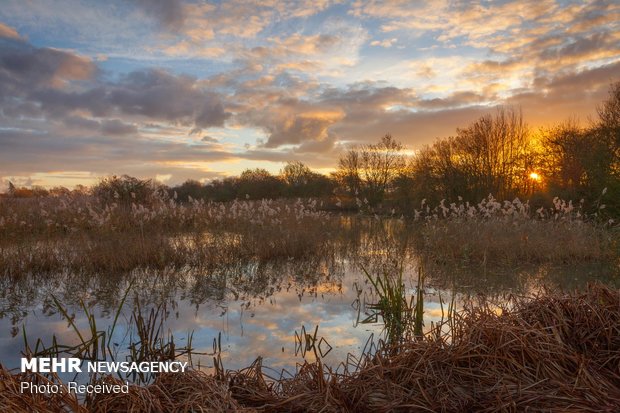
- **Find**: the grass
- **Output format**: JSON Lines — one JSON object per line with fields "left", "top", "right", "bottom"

{"left": 0, "top": 195, "right": 338, "bottom": 277}
{"left": 21, "top": 288, "right": 199, "bottom": 385}
{"left": 3, "top": 283, "right": 619, "bottom": 412}
{"left": 360, "top": 263, "right": 426, "bottom": 344}
{"left": 23, "top": 286, "right": 131, "bottom": 363}
{"left": 413, "top": 196, "right": 618, "bottom": 266}
{"left": 1, "top": 193, "right": 617, "bottom": 278}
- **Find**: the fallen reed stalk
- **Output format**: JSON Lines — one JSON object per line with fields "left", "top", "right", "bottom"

{"left": 2, "top": 284, "right": 618, "bottom": 412}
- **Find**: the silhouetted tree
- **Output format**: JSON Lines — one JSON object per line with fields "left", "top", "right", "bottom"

{"left": 203, "top": 177, "right": 238, "bottom": 202}
{"left": 173, "top": 179, "right": 206, "bottom": 202}
{"left": 335, "top": 134, "right": 406, "bottom": 205}
{"left": 281, "top": 161, "right": 335, "bottom": 197}
{"left": 237, "top": 168, "right": 285, "bottom": 200}
{"left": 93, "top": 175, "right": 157, "bottom": 207}
{"left": 538, "top": 83, "right": 620, "bottom": 214}
{"left": 334, "top": 149, "right": 362, "bottom": 196}
{"left": 409, "top": 108, "right": 532, "bottom": 204}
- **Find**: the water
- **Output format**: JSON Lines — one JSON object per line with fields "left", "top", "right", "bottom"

{"left": 0, "top": 217, "right": 617, "bottom": 384}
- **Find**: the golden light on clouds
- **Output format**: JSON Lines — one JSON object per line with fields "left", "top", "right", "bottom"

{"left": 0, "top": 0, "right": 618, "bottom": 188}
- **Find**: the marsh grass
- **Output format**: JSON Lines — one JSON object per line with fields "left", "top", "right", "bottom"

{"left": 130, "top": 300, "right": 195, "bottom": 362}
{"left": 294, "top": 325, "right": 332, "bottom": 360}
{"left": 360, "top": 264, "right": 426, "bottom": 344}
{"left": 1, "top": 192, "right": 617, "bottom": 278}
{"left": 23, "top": 285, "right": 131, "bottom": 363}
{"left": 0, "top": 195, "right": 337, "bottom": 277}
{"left": 21, "top": 287, "right": 200, "bottom": 384}
{"left": 414, "top": 195, "right": 618, "bottom": 266}
{"left": 4, "top": 284, "right": 619, "bottom": 412}
{"left": 0, "top": 365, "right": 86, "bottom": 413}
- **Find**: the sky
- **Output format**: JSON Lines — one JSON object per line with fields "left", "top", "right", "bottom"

{"left": 0, "top": 0, "right": 619, "bottom": 189}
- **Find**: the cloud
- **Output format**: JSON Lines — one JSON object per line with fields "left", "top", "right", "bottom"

{"left": 370, "top": 38, "right": 397, "bottom": 48}
{"left": 417, "top": 91, "right": 496, "bottom": 110}
{"left": 201, "top": 135, "right": 218, "bottom": 143}
{"left": 0, "top": 22, "right": 20, "bottom": 39}
{"left": 0, "top": 127, "right": 236, "bottom": 183}
{"left": 109, "top": 70, "right": 230, "bottom": 128}
{"left": 0, "top": 54, "right": 231, "bottom": 130}
{"left": 506, "top": 60, "right": 620, "bottom": 126}
{"left": 100, "top": 119, "right": 138, "bottom": 136}
{"left": 0, "top": 38, "right": 97, "bottom": 94}
{"left": 263, "top": 109, "right": 344, "bottom": 148}
{"left": 132, "top": 0, "right": 186, "bottom": 30}
{"left": 237, "top": 96, "right": 344, "bottom": 149}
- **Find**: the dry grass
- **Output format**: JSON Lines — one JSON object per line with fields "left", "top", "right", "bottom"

{"left": 87, "top": 372, "right": 252, "bottom": 413}
{"left": 1, "top": 193, "right": 617, "bottom": 276}
{"left": 414, "top": 196, "right": 618, "bottom": 266}
{"left": 3, "top": 284, "right": 619, "bottom": 412}
{"left": 419, "top": 219, "right": 615, "bottom": 265}
{"left": 0, "top": 196, "right": 337, "bottom": 277}
{"left": 338, "top": 283, "right": 620, "bottom": 412}
{"left": 0, "top": 366, "right": 85, "bottom": 413}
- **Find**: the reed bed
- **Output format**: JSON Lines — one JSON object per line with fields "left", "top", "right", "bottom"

{"left": 2, "top": 284, "right": 618, "bottom": 412}
{"left": 414, "top": 196, "right": 617, "bottom": 265}
{"left": 1, "top": 193, "right": 617, "bottom": 276}
{"left": 0, "top": 195, "right": 337, "bottom": 277}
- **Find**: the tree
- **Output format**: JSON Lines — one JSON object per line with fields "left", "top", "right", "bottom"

{"left": 360, "top": 134, "right": 407, "bottom": 204}
{"left": 454, "top": 107, "right": 531, "bottom": 200}
{"left": 281, "top": 161, "right": 335, "bottom": 197}
{"left": 596, "top": 82, "right": 620, "bottom": 173}
{"left": 93, "top": 175, "right": 157, "bottom": 207}
{"left": 237, "top": 168, "right": 285, "bottom": 200}
{"left": 281, "top": 161, "right": 313, "bottom": 188}
{"left": 334, "top": 149, "right": 362, "bottom": 196}
{"left": 409, "top": 107, "right": 532, "bottom": 203}
{"left": 204, "top": 177, "right": 238, "bottom": 202}
{"left": 335, "top": 134, "right": 407, "bottom": 205}
{"left": 173, "top": 179, "right": 206, "bottom": 202}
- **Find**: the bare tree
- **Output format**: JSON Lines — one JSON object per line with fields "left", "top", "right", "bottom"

{"left": 335, "top": 134, "right": 407, "bottom": 205}
{"left": 410, "top": 107, "right": 532, "bottom": 202}
{"left": 335, "top": 148, "right": 362, "bottom": 196}
{"left": 281, "top": 161, "right": 313, "bottom": 188}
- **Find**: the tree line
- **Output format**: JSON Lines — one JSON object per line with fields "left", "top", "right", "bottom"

{"left": 4, "top": 83, "right": 619, "bottom": 216}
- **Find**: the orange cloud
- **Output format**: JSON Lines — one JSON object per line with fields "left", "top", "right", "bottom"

{"left": 0, "top": 21, "right": 20, "bottom": 39}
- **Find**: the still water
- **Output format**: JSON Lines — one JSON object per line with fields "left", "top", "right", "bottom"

{"left": 0, "top": 218, "right": 616, "bottom": 383}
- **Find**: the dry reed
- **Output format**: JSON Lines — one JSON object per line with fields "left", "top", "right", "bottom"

{"left": 3, "top": 284, "right": 618, "bottom": 412}
{"left": 0, "top": 196, "right": 337, "bottom": 277}
{"left": 414, "top": 196, "right": 617, "bottom": 265}
{"left": 0, "top": 365, "right": 85, "bottom": 413}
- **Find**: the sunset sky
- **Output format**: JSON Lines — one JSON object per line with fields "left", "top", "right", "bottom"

{"left": 1, "top": 0, "right": 619, "bottom": 189}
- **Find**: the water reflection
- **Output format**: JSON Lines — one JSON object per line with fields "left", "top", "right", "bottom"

{"left": 0, "top": 217, "right": 617, "bottom": 383}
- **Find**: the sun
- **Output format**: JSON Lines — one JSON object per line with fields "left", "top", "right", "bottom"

{"left": 529, "top": 172, "right": 541, "bottom": 181}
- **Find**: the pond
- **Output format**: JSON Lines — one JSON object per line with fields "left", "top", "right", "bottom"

{"left": 0, "top": 216, "right": 617, "bottom": 384}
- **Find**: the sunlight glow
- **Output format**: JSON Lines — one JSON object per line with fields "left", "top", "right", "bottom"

{"left": 529, "top": 172, "right": 541, "bottom": 181}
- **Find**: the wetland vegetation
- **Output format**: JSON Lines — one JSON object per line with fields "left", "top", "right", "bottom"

{"left": 1, "top": 83, "right": 619, "bottom": 412}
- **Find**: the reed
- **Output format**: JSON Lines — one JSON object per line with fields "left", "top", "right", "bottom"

{"left": 21, "top": 287, "right": 197, "bottom": 385}
{"left": 413, "top": 196, "right": 618, "bottom": 266}
{"left": 1, "top": 193, "right": 617, "bottom": 277}
{"left": 4, "top": 284, "right": 618, "bottom": 412}
{"left": 0, "top": 195, "right": 337, "bottom": 277}
{"left": 360, "top": 264, "right": 425, "bottom": 344}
